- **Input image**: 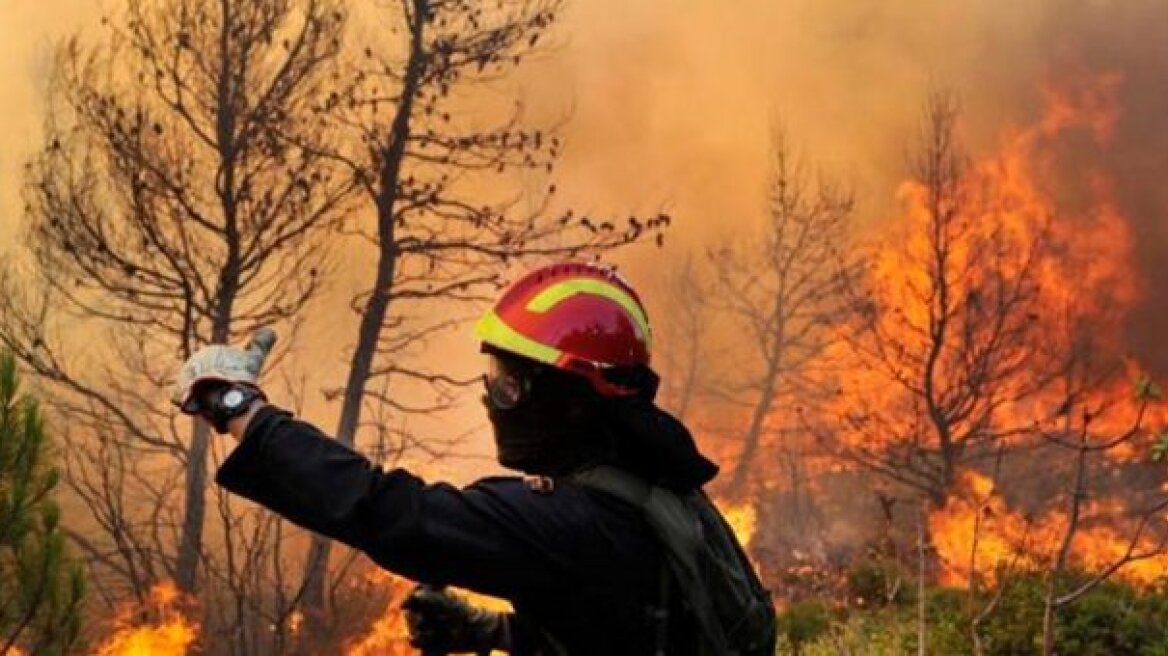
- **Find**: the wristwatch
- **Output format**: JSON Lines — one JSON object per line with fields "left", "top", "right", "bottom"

{"left": 205, "top": 383, "right": 265, "bottom": 434}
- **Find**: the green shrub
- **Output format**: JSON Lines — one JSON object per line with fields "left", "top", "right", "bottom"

{"left": 1056, "top": 579, "right": 1168, "bottom": 656}
{"left": 846, "top": 558, "right": 908, "bottom": 607}
{"left": 778, "top": 600, "right": 832, "bottom": 653}
{"left": 785, "top": 611, "right": 911, "bottom": 655}
{"left": 778, "top": 573, "right": 1168, "bottom": 656}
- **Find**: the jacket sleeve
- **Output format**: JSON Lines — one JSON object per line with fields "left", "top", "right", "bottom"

{"left": 214, "top": 405, "right": 574, "bottom": 599}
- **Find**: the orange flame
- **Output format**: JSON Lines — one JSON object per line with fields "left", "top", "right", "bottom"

{"left": 717, "top": 499, "right": 759, "bottom": 548}
{"left": 819, "top": 70, "right": 1168, "bottom": 593}
{"left": 287, "top": 610, "right": 304, "bottom": 636}
{"left": 94, "top": 581, "right": 198, "bottom": 656}
{"left": 344, "top": 589, "right": 413, "bottom": 656}
{"left": 345, "top": 571, "right": 510, "bottom": 656}
{"left": 929, "top": 471, "right": 1049, "bottom": 586}
{"left": 830, "top": 71, "right": 1142, "bottom": 452}
{"left": 930, "top": 471, "right": 1168, "bottom": 588}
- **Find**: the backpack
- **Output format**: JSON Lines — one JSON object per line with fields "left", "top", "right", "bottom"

{"left": 571, "top": 466, "right": 778, "bottom": 656}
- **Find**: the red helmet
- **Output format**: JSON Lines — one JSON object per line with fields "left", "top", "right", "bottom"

{"left": 474, "top": 262, "right": 652, "bottom": 396}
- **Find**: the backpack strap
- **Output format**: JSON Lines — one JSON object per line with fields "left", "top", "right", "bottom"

{"left": 651, "top": 559, "right": 671, "bottom": 656}
{"left": 569, "top": 467, "right": 670, "bottom": 654}
{"left": 569, "top": 466, "right": 733, "bottom": 655}
{"left": 570, "top": 465, "right": 652, "bottom": 505}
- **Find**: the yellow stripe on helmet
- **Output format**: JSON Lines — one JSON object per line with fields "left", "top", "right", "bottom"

{"left": 525, "top": 278, "right": 652, "bottom": 347}
{"left": 473, "top": 309, "right": 563, "bottom": 365}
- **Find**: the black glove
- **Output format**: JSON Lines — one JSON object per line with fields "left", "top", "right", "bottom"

{"left": 402, "top": 585, "right": 509, "bottom": 655}
{"left": 183, "top": 381, "right": 265, "bottom": 434}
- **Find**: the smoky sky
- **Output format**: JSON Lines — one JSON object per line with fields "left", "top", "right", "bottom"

{"left": 2, "top": 0, "right": 1167, "bottom": 398}
{"left": 533, "top": 0, "right": 1168, "bottom": 375}
{"left": 1045, "top": 2, "right": 1168, "bottom": 374}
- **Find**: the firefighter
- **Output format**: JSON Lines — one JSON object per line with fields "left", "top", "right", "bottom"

{"left": 172, "top": 262, "right": 730, "bottom": 654}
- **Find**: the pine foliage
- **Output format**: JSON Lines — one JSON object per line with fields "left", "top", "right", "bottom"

{"left": 0, "top": 350, "right": 85, "bottom": 655}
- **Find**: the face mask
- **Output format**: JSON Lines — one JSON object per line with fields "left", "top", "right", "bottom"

{"left": 482, "top": 355, "right": 608, "bottom": 476}
{"left": 484, "top": 396, "right": 553, "bottom": 472}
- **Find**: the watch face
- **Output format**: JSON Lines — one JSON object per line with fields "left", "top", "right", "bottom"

{"left": 223, "top": 388, "right": 245, "bottom": 410}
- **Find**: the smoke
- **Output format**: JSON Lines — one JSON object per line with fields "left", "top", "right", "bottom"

{"left": 1, "top": 0, "right": 1166, "bottom": 460}
{"left": 0, "top": 2, "right": 103, "bottom": 248}
{"left": 513, "top": 0, "right": 1168, "bottom": 373}
{"left": 1039, "top": 3, "right": 1168, "bottom": 373}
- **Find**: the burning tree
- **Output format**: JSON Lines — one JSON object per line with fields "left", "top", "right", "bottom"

{"left": 297, "top": 0, "right": 667, "bottom": 629}
{"left": 1032, "top": 340, "right": 1168, "bottom": 655}
{"left": 0, "top": 351, "right": 86, "bottom": 655}
{"left": 830, "top": 89, "right": 1052, "bottom": 507}
{"left": 821, "top": 76, "right": 1168, "bottom": 652}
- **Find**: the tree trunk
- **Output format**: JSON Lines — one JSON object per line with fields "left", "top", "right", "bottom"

{"left": 176, "top": 419, "right": 211, "bottom": 591}
{"left": 1043, "top": 433, "right": 1090, "bottom": 656}
{"left": 176, "top": 0, "right": 244, "bottom": 584}
{"left": 728, "top": 345, "right": 782, "bottom": 496}
{"left": 917, "top": 498, "right": 928, "bottom": 656}
{"left": 176, "top": 266, "right": 239, "bottom": 592}
{"left": 1041, "top": 595, "right": 1057, "bottom": 656}
{"left": 301, "top": 0, "right": 428, "bottom": 625}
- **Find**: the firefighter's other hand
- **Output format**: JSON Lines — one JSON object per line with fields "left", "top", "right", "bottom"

{"left": 172, "top": 328, "right": 277, "bottom": 412}
{"left": 403, "top": 585, "right": 509, "bottom": 654}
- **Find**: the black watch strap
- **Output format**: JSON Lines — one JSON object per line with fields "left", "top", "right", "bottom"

{"left": 206, "top": 384, "right": 264, "bottom": 434}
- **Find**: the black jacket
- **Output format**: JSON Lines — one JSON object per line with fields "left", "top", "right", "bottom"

{"left": 216, "top": 406, "right": 697, "bottom": 654}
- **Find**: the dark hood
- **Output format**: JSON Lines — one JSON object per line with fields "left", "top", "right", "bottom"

{"left": 604, "top": 397, "right": 719, "bottom": 492}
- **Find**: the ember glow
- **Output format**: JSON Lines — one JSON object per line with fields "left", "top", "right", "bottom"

{"left": 345, "top": 571, "right": 511, "bottom": 656}
{"left": 93, "top": 581, "right": 198, "bottom": 656}
{"left": 931, "top": 471, "right": 1168, "bottom": 588}
{"left": 343, "top": 577, "right": 413, "bottom": 656}
{"left": 717, "top": 499, "right": 759, "bottom": 549}
{"left": 779, "top": 67, "right": 1168, "bottom": 596}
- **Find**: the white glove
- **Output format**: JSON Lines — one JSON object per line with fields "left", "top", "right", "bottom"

{"left": 172, "top": 328, "right": 278, "bottom": 411}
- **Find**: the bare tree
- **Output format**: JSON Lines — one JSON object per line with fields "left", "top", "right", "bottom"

{"left": 831, "top": 90, "right": 1051, "bottom": 505}
{"left": 652, "top": 254, "right": 713, "bottom": 423}
{"left": 0, "top": 0, "right": 353, "bottom": 646}
{"left": 958, "top": 442, "right": 1028, "bottom": 656}
{"left": 915, "top": 496, "right": 928, "bottom": 656}
{"left": 1035, "top": 342, "right": 1168, "bottom": 656}
{"left": 709, "top": 127, "right": 856, "bottom": 498}
{"left": 298, "top": 0, "right": 667, "bottom": 624}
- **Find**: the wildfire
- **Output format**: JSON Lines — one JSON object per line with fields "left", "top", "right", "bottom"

{"left": 717, "top": 499, "right": 759, "bottom": 548}
{"left": 344, "top": 586, "right": 413, "bottom": 656}
{"left": 345, "top": 571, "right": 511, "bottom": 656}
{"left": 94, "top": 581, "right": 198, "bottom": 656}
{"left": 930, "top": 471, "right": 1168, "bottom": 588}
{"left": 830, "top": 70, "right": 1142, "bottom": 437}
{"left": 815, "top": 68, "right": 1168, "bottom": 595}
{"left": 929, "top": 471, "right": 1050, "bottom": 587}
